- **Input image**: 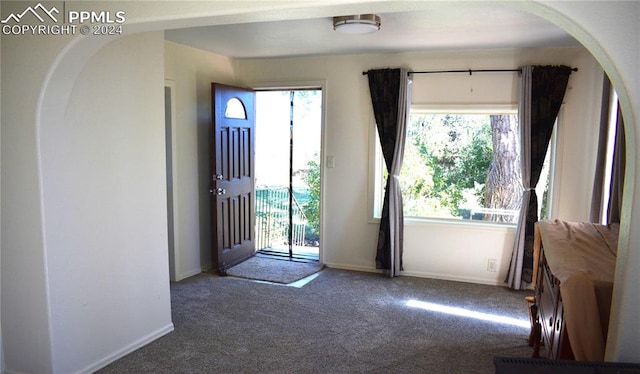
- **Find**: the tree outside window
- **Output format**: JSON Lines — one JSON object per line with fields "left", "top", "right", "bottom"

{"left": 375, "top": 109, "right": 536, "bottom": 223}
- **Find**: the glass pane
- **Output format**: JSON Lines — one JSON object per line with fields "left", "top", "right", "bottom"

{"left": 399, "top": 112, "right": 522, "bottom": 223}
{"left": 224, "top": 97, "right": 246, "bottom": 119}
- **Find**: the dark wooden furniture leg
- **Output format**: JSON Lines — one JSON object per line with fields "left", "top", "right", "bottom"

{"left": 532, "top": 319, "right": 542, "bottom": 358}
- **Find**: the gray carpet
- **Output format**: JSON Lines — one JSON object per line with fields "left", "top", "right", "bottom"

{"left": 226, "top": 256, "right": 324, "bottom": 284}
{"left": 99, "top": 268, "right": 534, "bottom": 374}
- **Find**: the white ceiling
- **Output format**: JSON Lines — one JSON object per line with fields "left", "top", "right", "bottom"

{"left": 164, "top": 6, "right": 579, "bottom": 59}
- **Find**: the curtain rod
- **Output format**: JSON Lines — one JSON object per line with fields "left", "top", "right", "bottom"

{"left": 362, "top": 67, "right": 578, "bottom": 76}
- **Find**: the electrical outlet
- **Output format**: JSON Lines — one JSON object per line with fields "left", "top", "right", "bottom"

{"left": 487, "top": 259, "right": 497, "bottom": 272}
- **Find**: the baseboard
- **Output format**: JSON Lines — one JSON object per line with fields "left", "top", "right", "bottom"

{"left": 78, "top": 323, "right": 174, "bottom": 374}
{"left": 322, "top": 262, "right": 383, "bottom": 274}
{"left": 400, "top": 269, "right": 508, "bottom": 286}
{"left": 175, "top": 268, "right": 203, "bottom": 282}
{"left": 324, "top": 263, "right": 508, "bottom": 286}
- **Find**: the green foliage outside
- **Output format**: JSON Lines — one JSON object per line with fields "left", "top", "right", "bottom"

{"left": 302, "top": 155, "right": 321, "bottom": 241}
{"left": 401, "top": 114, "right": 493, "bottom": 218}
{"left": 293, "top": 89, "right": 321, "bottom": 243}
{"left": 254, "top": 89, "right": 322, "bottom": 247}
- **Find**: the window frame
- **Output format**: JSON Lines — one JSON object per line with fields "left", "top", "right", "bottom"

{"left": 368, "top": 103, "right": 560, "bottom": 226}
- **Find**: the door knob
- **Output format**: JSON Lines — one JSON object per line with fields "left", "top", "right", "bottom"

{"left": 216, "top": 188, "right": 226, "bottom": 195}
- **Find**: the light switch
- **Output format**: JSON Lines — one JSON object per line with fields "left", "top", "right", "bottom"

{"left": 326, "top": 155, "right": 335, "bottom": 168}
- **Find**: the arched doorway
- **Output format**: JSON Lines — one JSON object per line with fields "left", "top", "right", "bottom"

{"left": 27, "top": 3, "right": 637, "bottom": 372}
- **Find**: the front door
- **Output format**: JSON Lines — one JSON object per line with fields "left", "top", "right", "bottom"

{"left": 211, "top": 83, "right": 256, "bottom": 274}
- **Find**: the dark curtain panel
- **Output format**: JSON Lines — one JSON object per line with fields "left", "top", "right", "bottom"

{"left": 506, "top": 65, "right": 572, "bottom": 289}
{"left": 367, "top": 68, "right": 410, "bottom": 276}
{"left": 590, "top": 75, "right": 612, "bottom": 223}
{"left": 608, "top": 104, "right": 626, "bottom": 223}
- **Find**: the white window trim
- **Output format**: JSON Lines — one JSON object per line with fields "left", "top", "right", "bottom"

{"left": 367, "top": 110, "right": 384, "bottom": 224}
{"left": 411, "top": 103, "right": 517, "bottom": 114}
{"left": 601, "top": 90, "right": 619, "bottom": 223}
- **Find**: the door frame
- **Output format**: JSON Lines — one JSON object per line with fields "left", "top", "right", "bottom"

{"left": 249, "top": 80, "right": 327, "bottom": 264}
{"left": 164, "top": 79, "right": 179, "bottom": 282}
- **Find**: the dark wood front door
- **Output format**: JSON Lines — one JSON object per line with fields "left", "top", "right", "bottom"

{"left": 211, "top": 83, "right": 256, "bottom": 274}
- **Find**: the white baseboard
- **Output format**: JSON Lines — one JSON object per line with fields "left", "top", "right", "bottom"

{"left": 175, "top": 268, "right": 203, "bottom": 282}
{"left": 322, "top": 262, "right": 382, "bottom": 274}
{"left": 78, "top": 323, "right": 174, "bottom": 374}
{"left": 399, "top": 269, "right": 508, "bottom": 286}
{"left": 323, "top": 262, "right": 508, "bottom": 287}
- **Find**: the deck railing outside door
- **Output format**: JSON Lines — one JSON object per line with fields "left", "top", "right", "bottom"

{"left": 255, "top": 186, "right": 307, "bottom": 251}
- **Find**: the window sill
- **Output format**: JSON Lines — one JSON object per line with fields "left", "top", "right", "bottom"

{"left": 370, "top": 216, "right": 517, "bottom": 231}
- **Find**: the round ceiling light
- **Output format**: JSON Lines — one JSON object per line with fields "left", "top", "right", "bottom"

{"left": 333, "top": 14, "right": 381, "bottom": 34}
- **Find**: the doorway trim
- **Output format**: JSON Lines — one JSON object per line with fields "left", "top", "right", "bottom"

{"left": 164, "top": 79, "right": 179, "bottom": 281}
{"left": 249, "top": 80, "right": 327, "bottom": 264}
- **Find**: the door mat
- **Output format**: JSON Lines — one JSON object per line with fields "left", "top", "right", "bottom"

{"left": 226, "top": 256, "right": 323, "bottom": 284}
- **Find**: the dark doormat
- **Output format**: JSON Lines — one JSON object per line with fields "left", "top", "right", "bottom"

{"left": 226, "top": 256, "right": 324, "bottom": 284}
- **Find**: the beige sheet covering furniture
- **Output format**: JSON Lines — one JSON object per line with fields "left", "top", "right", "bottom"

{"left": 535, "top": 219, "right": 618, "bottom": 361}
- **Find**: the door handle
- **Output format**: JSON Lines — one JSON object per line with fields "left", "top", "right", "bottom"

{"left": 215, "top": 174, "right": 224, "bottom": 180}
{"left": 209, "top": 188, "right": 226, "bottom": 195}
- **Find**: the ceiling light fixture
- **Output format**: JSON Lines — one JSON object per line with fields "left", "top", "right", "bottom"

{"left": 333, "top": 14, "right": 381, "bottom": 34}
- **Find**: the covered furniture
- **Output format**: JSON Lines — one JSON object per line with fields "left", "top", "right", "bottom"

{"left": 530, "top": 219, "right": 619, "bottom": 361}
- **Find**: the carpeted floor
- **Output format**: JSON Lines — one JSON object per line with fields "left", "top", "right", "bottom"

{"left": 226, "top": 256, "right": 324, "bottom": 284}
{"left": 99, "top": 268, "right": 534, "bottom": 374}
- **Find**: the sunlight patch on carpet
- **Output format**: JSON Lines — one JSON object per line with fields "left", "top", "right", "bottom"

{"left": 406, "top": 299, "right": 530, "bottom": 328}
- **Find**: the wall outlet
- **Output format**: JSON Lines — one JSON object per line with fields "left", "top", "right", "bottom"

{"left": 487, "top": 259, "right": 497, "bottom": 272}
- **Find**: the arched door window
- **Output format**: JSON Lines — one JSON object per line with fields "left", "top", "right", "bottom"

{"left": 225, "top": 97, "right": 247, "bottom": 119}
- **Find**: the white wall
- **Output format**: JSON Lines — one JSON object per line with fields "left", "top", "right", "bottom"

{"left": 2, "top": 2, "right": 71, "bottom": 370}
{"left": 2, "top": 29, "right": 174, "bottom": 372}
{"left": 164, "top": 41, "right": 240, "bottom": 280}
{"left": 39, "top": 32, "right": 174, "bottom": 373}
{"left": 236, "top": 46, "right": 603, "bottom": 285}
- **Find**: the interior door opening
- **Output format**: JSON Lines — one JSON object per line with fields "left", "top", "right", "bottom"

{"left": 255, "top": 89, "right": 322, "bottom": 262}
{"left": 164, "top": 82, "right": 176, "bottom": 281}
